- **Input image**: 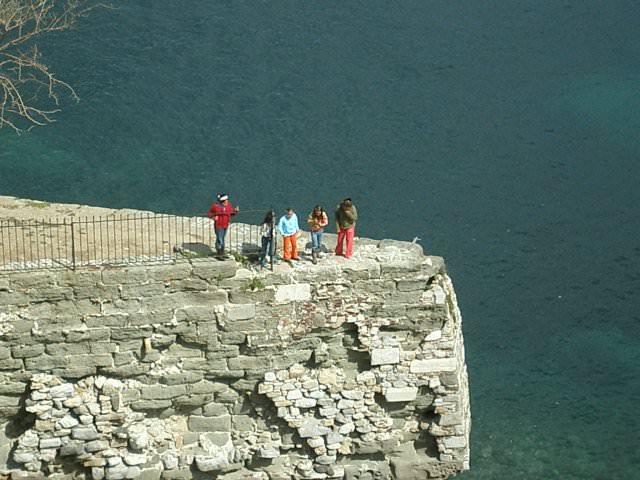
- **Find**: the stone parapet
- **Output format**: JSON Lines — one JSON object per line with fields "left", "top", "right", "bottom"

{"left": 0, "top": 214, "right": 470, "bottom": 479}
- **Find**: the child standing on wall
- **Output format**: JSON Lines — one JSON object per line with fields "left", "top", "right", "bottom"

{"left": 307, "top": 205, "right": 328, "bottom": 264}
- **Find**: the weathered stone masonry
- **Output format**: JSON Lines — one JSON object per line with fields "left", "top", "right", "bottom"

{"left": 0, "top": 237, "right": 470, "bottom": 479}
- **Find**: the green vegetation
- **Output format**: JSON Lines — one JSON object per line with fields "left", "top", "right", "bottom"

{"left": 243, "top": 277, "right": 265, "bottom": 292}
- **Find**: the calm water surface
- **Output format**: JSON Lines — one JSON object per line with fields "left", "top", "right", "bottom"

{"left": 1, "top": 1, "right": 639, "bottom": 478}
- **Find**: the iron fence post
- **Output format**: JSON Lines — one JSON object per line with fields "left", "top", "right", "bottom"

{"left": 70, "top": 219, "right": 76, "bottom": 270}
{"left": 270, "top": 208, "right": 276, "bottom": 271}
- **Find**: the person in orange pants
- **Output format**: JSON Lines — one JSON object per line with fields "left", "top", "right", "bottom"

{"left": 277, "top": 208, "right": 300, "bottom": 261}
{"left": 335, "top": 198, "right": 358, "bottom": 258}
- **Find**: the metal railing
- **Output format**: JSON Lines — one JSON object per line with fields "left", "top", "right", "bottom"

{"left": 0, "top": 210, "right": 274, "bottom": 271}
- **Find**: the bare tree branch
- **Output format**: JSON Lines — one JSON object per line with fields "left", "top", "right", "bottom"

{"left": 0, "top": 0, "right": 104, "bottom": 133}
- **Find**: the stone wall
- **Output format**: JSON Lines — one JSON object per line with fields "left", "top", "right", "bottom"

{"left": 0, "top": 235, "right": 470, "bottom": 479}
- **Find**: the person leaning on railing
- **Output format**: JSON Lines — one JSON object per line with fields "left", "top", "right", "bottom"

{"left": 207, "top": 193, "right": 239, "bottom": 257}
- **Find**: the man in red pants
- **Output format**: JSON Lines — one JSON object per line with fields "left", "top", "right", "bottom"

{"left": 334, "top": 198, "right": 358, "bottom": 258}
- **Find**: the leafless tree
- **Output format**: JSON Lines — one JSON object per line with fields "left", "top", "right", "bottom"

{"left": 0, "top": 0, "right": 100, "bottom": 133}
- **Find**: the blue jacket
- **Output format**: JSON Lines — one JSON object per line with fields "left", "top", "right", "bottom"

{"left": 277, "top": 213, "right": 299, "bottom": 236}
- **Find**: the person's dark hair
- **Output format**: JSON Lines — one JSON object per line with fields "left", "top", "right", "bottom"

{"left": 261, "top": 210, "right": 274, "bottom": 225}
{"left": 313, "top": 204, "right": 324, "bottom": 216}
{"left": 342, "top": 198, "right": 352, "bottom": 208}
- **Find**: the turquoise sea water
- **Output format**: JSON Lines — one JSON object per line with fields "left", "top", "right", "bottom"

{"left": 2, "top": 1, "right": 640, "bottom": 478}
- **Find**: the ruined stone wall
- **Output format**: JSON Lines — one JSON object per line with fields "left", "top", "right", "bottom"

{"left": 0, "top": 239, "right": 470, "bottom": 480}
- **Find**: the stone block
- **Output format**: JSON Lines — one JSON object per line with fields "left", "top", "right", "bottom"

{"left": 0, "top": 291, "right": 29, "bottom": 305}
{"left": 66, "top": 328, "right": 110, "bottom": 342}
{"left": 228, "top": 288, "right": 275, "bottom": 304}
{"left": 160, "top": 467, "right": 192, "bottom": 480}
{"left": 172, "top": 394, "right": 213, "bottom": 410}
{"left": 101, "top": 299, "right": 141, "bottom": 316}
{"left": 121, "top": 283, "right": 166, "bottom": 299}
{"left": 0, "top": 381, "right": 26, "bottom": 395}
{"left": 274, "top": 283, "right": 311, "bottom": 302}
{"left": 68, "top": 354, "right": 114, "bottom": 368}
{"left": 131, "top": 399, "right": 172, "bottom": 411}
{"left": 9, "top": 271, "right": 55, "bottom": 289}
{"left": 219, "top": 331, "right": 246, "bottom": 345}
{"left": 0, "top": 358, "right": 24, "bottom": 370}
{"left": 27, "top": 286, "right": 73, "bottom": 302}
{"left": 224, "top": 304, "right": 255, "bottom": 321}
{"left": 190, "top": 380, "right": 228, "bottom": 395}
{"left": 178, "top": 358, "right": 213, "bottom": 371}
{"left": 86, "top": 315, "right": 128, "bottom": 328}
{"left": 187, "top": 414, "right": 230, "bottom": 432}
{"left": 172, "top": 278, "right": 209, "bottom": 291}
{"left": 201, "top": 402, "right": 227, "bottom": 417}
{"left": 298, "top": 418, "right": 331, "bottom": 438}
{"left": 219, "top": 317, "right": 265, "bottom": 333}
{"left": 343, "top": 259, "right": 381, "bottom": 280}
{"left": 11, "top": 344, "right": 45, "bottom": 358}
{"left": 71, "top": 425, "right": 99, "bottom": 441}
{"left": 380, "top": 257, "right": 424, "bottom": 275}
{"left": 52, "top": 365, "right": 98, "bottom": 378}
{"left": 165, "top": 343, "right": 202, "bottom": 359}
{"left": 25, "top": 355, "right": 68, "bottom": 370}
{"left": 270, "top": 350, "right": 313, "bottom": 369}
{"left": 147, "top": 263, "right": 192, "bottom": 282}
{"left": 0, "top": 346, "right": 10, "bottom": 360}
{"left": 396, "top": 279, "right": 429, "bottom": 291}
{"left": 384, "top": 387, "right": 418, "bottom": 402}
{"left": 410, "top": 358, "right": 457, "bottom": 374}
{"left": 111, "top": 326, "right": 153, "bottom": 341}
{"left": 161, "top": 372, "right": 204, "bottom": 386}
{"left": 138, "top": 467, "right": 162, "bottom": 480}
{"left": 201, "top": 431, "right": 231, "bottom": 447}
{"left": 227, "top": 355, "right": 269, "bottom": 370}
{"left": 45, "top": 342, "right": 91, "bottom": 356}
{"left": 442, "top": 436, "right": 467, "bottom": 449}
{"left": 205, "top": 345, "right": 239, "bottom": 360}
{"left": 73, "top": 284, "right": 121, "bottom": 300}
{"left": 56, "top": 299, "right": 101, "bottom": 317}
{"left": 0, "top": 395, "right": 20, "bottom": 407}
{"left": 113, "top": 352, "right": 138, "bottom": 367}
{"left": 370, "top": 348, "right": 400, "bottom": 366}
{"left": 191, "top": 259, "right": 237, "bottom": 280}
{"left": 60, "top": 439, "right": 86, "bottom": 456}
{"left": 141, "top": 385, "right": 187, "bottom": 400}
{"left": 91, "top": 342, "right": 118, "bottom": 355}
{"left": 37, "top": 314, "right": 84, "bottom": 333}
{"left": 102, "top": 267, "right": 148, "bottom": 285}
{"left": 61, "top": 269, "right": 102, "bottom": 287}
{"left": 174, "top": 306, "right": 216, "bottom": 323}
{"left": 231, "top": 415, "right": 253, "bottom": 431}
{"left": 425, "top": 330, "right": 443, "bottom": 341}
{"left": 99, "top": 364, "right": 150, "bottom": 378}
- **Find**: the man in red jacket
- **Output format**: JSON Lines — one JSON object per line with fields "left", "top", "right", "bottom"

{"left": 208, "top": 193, "right": 239, "bottom": 257}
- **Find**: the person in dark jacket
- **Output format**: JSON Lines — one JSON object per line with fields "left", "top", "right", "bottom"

{"left": 259, "top": 210, "right": 275, "bottom": 268}
{"left": 207, "top": 193, "right": 239, "bottom": 257}
{"left": 334, "top": 198, "right": 357, "bottom": 258}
